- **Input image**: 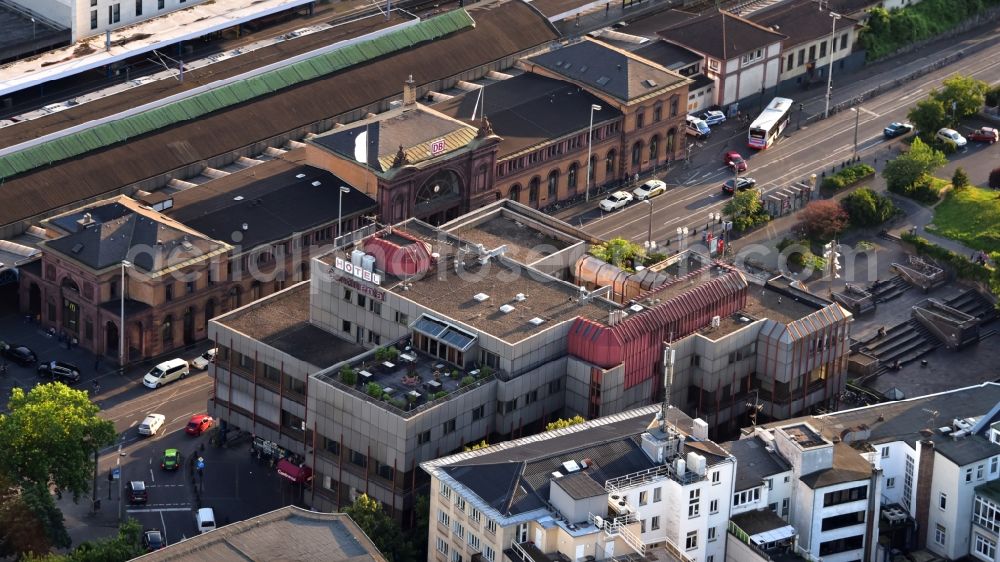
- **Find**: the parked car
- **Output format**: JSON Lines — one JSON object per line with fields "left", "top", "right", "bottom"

{"left": 722, "top": 177, "right": 757, "bottom": 195}
{"left": 142, "top": 358, "right": 189, "bottom": 389}
{"left": 37, "top": 360, "right": 81, "bottom": 383}
{"left": 138, "top": 413, "right": 166, "bottom": 437}
{"left": 599, "top": 191, "right": 634, "bottom": 212}
{"left": 698, "top": 109, "right": 727, "bottom": 126}
{"left": 2, "top": 344, "right": 37, "bottom": 366}
{"left": 127, "top": 481, "right": 148, "bottom": 504}
{"left": 685, "top": 115, "right": 711, "bottom": 139}
{"left": 196, "top": 508, "right": 217, "bottom": 534}
{"left": 142, "top": 529, "right": 165, "bottom": 551}
{"left": 191, "top": 348, "right": 217, "bottom": 371}
{"left": 185, "top": 414, "right": 214, "bottom": 436}
{"left": 632, "top": 180, "right": 667, "bottom": 201}
{"left": 968, "top": 127, "right": 999, "bottom": 144}
{"left": 883, "top": 122, "right": 914, "bottom": 139}
{"left": 723, "top": 151, "right": 748, "bottom": 172}
{"left": 936, "top": 128, "right": 967, "bottom": 148}
{"left": 161, "top": 448, "right": 181, "bottom": 471}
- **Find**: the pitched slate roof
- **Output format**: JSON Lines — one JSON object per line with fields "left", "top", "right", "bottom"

{"left": 747, "top": 0, "right": 857, "bottom": 49}
{"left": 552, "top": 471, "right": 607, "bottom": 500}
{"left": 440, "top": 462, "right": 525, "bottom": 515}
{"left": 722, "top": 437, "right": 790, "bottom": 492}
{"left": 526, "top": 38, "right": 689, "bottom": 103}
{"left": 659, "top": 10, "right": 786, "bottom": 61}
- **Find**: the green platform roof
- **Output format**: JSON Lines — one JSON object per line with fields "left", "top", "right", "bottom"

{"left": 0, "top": 9, "right": 475, "bottom": 181}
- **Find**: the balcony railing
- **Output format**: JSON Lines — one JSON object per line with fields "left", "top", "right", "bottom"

{"left": 605, "top": 461, "right": 704, "bottom": 492}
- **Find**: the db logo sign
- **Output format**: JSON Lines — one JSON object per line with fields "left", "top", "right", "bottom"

{"left": 430, "top": 138, "right": 446, "bottom": 156}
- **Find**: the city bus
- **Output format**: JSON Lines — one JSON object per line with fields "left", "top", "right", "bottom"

{"left": 748, "top": 97, "right": 794, "bottom": 149}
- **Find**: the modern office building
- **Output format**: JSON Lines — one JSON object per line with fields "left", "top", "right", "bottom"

{"left": 421, "top": 405, "right": 736, "bottom": 562}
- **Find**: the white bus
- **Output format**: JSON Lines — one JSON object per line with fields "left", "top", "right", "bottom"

{"left": 748, "top": 97, "right": 793, "bottom": 149}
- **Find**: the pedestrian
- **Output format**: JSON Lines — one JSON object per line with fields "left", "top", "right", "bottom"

{"left": 605, "top": 1, "right": 609, "bottom": 14}
{"left": 92, "top": 379, "right": 101, "bottom": 395}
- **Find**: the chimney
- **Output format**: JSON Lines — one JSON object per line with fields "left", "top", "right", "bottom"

{"left": 403, "top": 75, "right": 417, "bottom": 106}
{"left": 914, "top": 438, "right": 936, "bottom": 549}
{"left": 76, "top": 212, "right": 95, "bottom": 231}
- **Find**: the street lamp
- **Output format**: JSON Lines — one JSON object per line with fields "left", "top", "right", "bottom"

{"left": 851, "top": 106, "right": 861, "bottom": 157}
{"left": 337, "top": 186, "right": 351, "bottom": 241}
{"left": 643, "top": 200, "right": 655, "bottom": 250}
{"left": 119, "top": 260, "right": 131, "bottom": 375}
{"left": 585, "top": 104, "right": 602, "bottom": 202}
{"left": 823, "top": 12, "right": 842, "bottom": 119}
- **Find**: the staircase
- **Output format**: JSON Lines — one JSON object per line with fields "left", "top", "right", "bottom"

{"left": 858, "top": 320, "right": 941, "bottom": 376}
{"left": 868, "top": 275, "right": 910, "bottom": 304}
{"left": 944, "top": 289, "right": 997, "bottom": 324}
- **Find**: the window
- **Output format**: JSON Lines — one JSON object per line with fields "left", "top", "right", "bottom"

{"left": 653, "top": 105, "right": 662, "bottom": 122}
{"left": 549, "top": 379, "right": 561, "bottom": 394}
{"left": 453, "top": 520, "right": 465, "bottom": 539}
{"left": 797, "top": 49, "right": 805, "bottom": 67}
{"left": 467, "top": 534, "right": 480, "bottom": 551}
{"left": 823, "top": 485, "right": 867, "bottom": 507}
{"left": 670, "top": 96, "right": 679, "bottom": 116}
{"left": 707, "top": 527, "right": 716, "bottom": 542}
{"left": 367, "top": 331, "right": 380, "bottom": 345}
{"left": 881, "top": 446, "right": 889, "bottom": 458}
{"left": 819, "top": 40, "right": 827, "bottom": 59}
{"left": 636, "top": 111, "right": 645, "bottom": 129}
{"left": 528, "top": 177, "right": 540, "bottom": 203}
{"left": 653, "top": 487, "right": 662, "bottom": 502}
{"left": 369, "top": 299, "right": 381, "bottom": 315}
{"left": 343, "top": 288, "right": 352, "bottom": 301}
{"left": 935, "top": 524, "right": 946, "bottom": 546}
{"left": 436, "top": 538, "right": 449, "bottom": 555}
{"left": 640, "top": 519, "right": 646, "bottom": 533}
{"left": 349, "top": 449, "right": 367, "bottom": 468}
{"left": 733, "top": 488, "right": 760, "bottom": 506}
{"left": 886, "top": 477, "right": 895, "bottom": 489}
{"left": 487, "top": 519, "right": 497, "bottom": 535}
{"left": 639, "top": 491, "right": 648, "bottom": 506}
{"left": 992, "top": 457, "right": 999, "bottom": 475}
{"left": 395, "top": 311, "right": 409, "bottom": 325}
{"left": 108, "top": 3, "right": 120, "bottom": 23}
{"left": 688, "top": 489, "right": 700, "bottom": 517}
{"left": 323, "top": 437, "right": 340, "bottom": 456}
{"left": 472, "top": 405, "right": 485, "bottom": 421}
{"left": 455, "top": 496, "right": 466, "bottom": 512}
{"left": 90, "top": 9, "right": 98, "bottom": 28}
{"left": 685, "top": 531, "right": 698, "bottom": 550}
{"left": 712, "top": 471, "right": 720, "bottom": 484}
{"left": 342, "top": 320, "right": 351, "bottom": 333}
{"left": 165, "top": 283, "right": 173, "bottom": 301}
{"left": 439, "top": 510, "right": 451, "bottom": 526}
{"left": 979, "top": 464, "right": 986, "bottom": 480}
{"left": 158, "top": 0, "right": 164, "bottom": 8}
{"left": 631, "top": 142, "right": 642, "bottom": 166}
{"left": 786, "top": 53, "right": 793, "bottom": 71}
{"left": 708, "top": 59, "right": 719, "bottom": 72}
{"left": 443, "top": 418, "right": 456, "bottom": 434}
{"left": 781, "top": 498, "right": 789, "bottom": 517}
{"left": 440, "top": 483, "right": 452, "bottom": 499}
{"left": 649, "top": 515, "right": 659, "bottom": 531}
{"left": 469, "top": 507, "right": 481, "bottom": 523}
{"left": 547, "top": 170, "right": 559, "bottom": 199}
{"left": 418, "top": 430, "right": 431, "bottom": 445}
{"left": 709, "top": 499, "right": 718, "bottom": 514}
{"left": 484, "top": 546, "right": 496, "bottom": 562}
{"left": 967, "top": 468, "right": 974, "bottom": 483}
{"left": 357, "top": 294, "right": 366, "bottom": 308}
{"left": 690, "top": 355, "right": 701, "bottom": 367}
{"left": 841, "top": 34, "right": 848, "bottom": 50}
{"left": 808, "top": 45, "right": 816, "bottom": 62}
{"left": 976, "top": 533, "right": 997, "bottom": 559}
{"left": 524, "top": 390, "right": 538, "bottom": 405}
{"left": 135, "top": 0, "right": 142, "bottom": 15}
{"left": 567, "top": 163, "right": 578, "bottom": 191}
{"left": 902, "top": 455, "right": 914, "bottom": 511}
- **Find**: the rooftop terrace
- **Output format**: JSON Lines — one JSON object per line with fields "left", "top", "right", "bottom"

{"left": 781, "top": 423, "right": 827, "bottom": 449}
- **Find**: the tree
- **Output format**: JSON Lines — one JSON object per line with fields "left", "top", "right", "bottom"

{"left": 723, "top": 189, "right": 768, "bottom": 231}
{"left": 589, "top": 238, "right": 644, "bottom": 270}
{"left": 0, "top": 476, "right": 57, "bottom": 557}
{"left": 991, "top": 167, "right": 1000, "bottom": 190}
{"left": 841, "top": 188, "right": 896, "bottom": 227}
{"left": 907, "top": 97, "right": 948, "bottom": 138}
{"left": 344, "top": 494, "right": 415, "bottom": 562}
{"left": 545, "top": 415, "right": 586, "bottom": 431}
{"left": 882, "top": 137, "right": 947, "bottom": 194}
{"left": 66, "top": 518, "right": 144, "bottom": 562}
{"left": 952, "top": 167, "right": 970, "bottom": 190}
{"left": 0, "top": 383, "right": 116, "bottom": 502}
{"left": 933, "top": 74, "right": 989, "bottom": 123}
{"left": 411, "top": 495, "right": 429, "bottom": 562}
{"left": 794, "top": 200, "right": 848, "bottom": 240}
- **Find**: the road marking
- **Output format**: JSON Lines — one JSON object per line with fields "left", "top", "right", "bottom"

{"left": 150, "top": 468, "right": 154, "bottom": 483}
{"left": 160, "top": 511, "right": 168, "bottom": 539}
{"left": 126, "top": 507, "right": 193, "bottom": 513}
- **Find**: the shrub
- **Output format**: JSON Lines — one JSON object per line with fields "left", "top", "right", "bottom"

{"left": 460, "top": 376, "right": 475, "bottom": 387}
{"left": 820, "top": 163, "right": 876, "bottom": 190}
{"left": 794, "top": 200, "right": 849, "bottom": 241}
{"left": 340, "top": 366, "right": 357, "bottom": 386}
{"left": 860, "top": 1, "right": 997, "bottom": 61}
{"left": 545, "top": 415, "right": 587, "bottom": 431}
{"left": 389, "top": 398, "right": 408, "bottom": 410}
{"left": 366, "top": 382, "right": 382, "bottom": 398}
{"left": 987, "top": 84, "right": 1000, "bottom": 107}
{"left": 373, "top": 347, "right": 388, "bottom": 362}
{"left": 480, "top": 366, "right": 494, "bottom": 378}
{"left": 842, "top": 188, "right": 897, "bottom": 227}
{"left": 990, "top": 167, "right": 1000, "bottom": 189}
{"left": 386, "top": 346, "right": 400, "bottom": 361}
{"left": 433, "top": 391, "right": 448, "bottom": 400}
{"left": 952, "top": 167, "right": 970, "bottom": 190}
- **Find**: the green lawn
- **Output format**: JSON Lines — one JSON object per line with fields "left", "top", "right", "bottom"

{"left": 929, "top": 186, "right": 1000, "bottom": 252}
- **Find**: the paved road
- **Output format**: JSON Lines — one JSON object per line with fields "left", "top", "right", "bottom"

{"left": 560, "top": 25, "right": 1000, "bottom": 250}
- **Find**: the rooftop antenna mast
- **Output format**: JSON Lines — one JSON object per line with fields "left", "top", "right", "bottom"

{"left": 660, "top": 332, "right": 675, "bottom": 434}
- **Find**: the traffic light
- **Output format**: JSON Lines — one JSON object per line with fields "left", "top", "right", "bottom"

{"left": 823, "top": 242, "right": 841, "bottom": 279}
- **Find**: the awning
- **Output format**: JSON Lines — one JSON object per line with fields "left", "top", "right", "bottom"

{"left": 750, "top": 525, "right": 796, "bottom": 545}
{"left": 277, "top": 459, "right": 313, "bottom": 484}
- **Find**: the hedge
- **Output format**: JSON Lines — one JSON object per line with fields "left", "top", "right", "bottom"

{"left": 901, "top": 232, "right": 991, "bottom": 282}
{"left": 821, "top": 163, "right": 876, "bottom": 190}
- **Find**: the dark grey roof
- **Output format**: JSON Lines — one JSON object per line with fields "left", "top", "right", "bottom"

{"left": 167, "top": 164, "right": 376, "bottom": 250}
{"left": 45, "top": 201, "right": 222, "bottom": 274}
{"left": 977, "top": 480, "right": 1000, "bottom": 504}
{"left": 553, "top": 469, "right": 611, "bottom": 500}
{"left": 689, "top": 74, "right": 715, "bottom": 91}
{"left": 799, "top": 442, "right": 872, "bottom": 489}
{"left": 434, "top": 73, "right": 621, "bottom": 157}
{"left": 747, "top": 1, "right": 857, "bottom": 49}
{"left": 731, "top": 509, "right": 791, "bottom": 537}
{"left": 722, "top": 437, "right": 790, "bottom": 492}
{"left": 441, "top": 462, "right": 525, "bottom": 515}
{"left": 659, "top": 10, "right": 786, "bottom": 61}
{"left": 631, "top": 41, "right": 702, "bottom": 72}
{"left": 527, "top": 39, "right": 688, "bottom": 103}
{"left": 933, "top": 437, "right": 1000, "bottom": 467}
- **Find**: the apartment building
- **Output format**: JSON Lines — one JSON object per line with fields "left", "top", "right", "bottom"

{"left": 420, "top": 405, "right": 736, "bottom": 562}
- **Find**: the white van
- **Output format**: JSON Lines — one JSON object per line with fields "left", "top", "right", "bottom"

{"left": 143, "top": 358, "right": 190, "bottom": 389}
{"left": 685, "top": 115, "right": 711, "bottom": 139}
{"left": 196, "top": 508, "right": 216, "bottom": 534}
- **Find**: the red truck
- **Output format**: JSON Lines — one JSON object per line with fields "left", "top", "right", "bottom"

{"left": 968, "top": 127, "right": 999, "bottom": 144}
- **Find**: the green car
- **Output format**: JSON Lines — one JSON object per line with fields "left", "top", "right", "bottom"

{"left": 161, "top": 448, "right": 181, "bottom": 471}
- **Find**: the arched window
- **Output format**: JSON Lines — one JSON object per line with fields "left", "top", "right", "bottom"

{"left": 649, "top": 135, "right": 660, "bottom": 161}
{"left": 666, "top": 128, "right": 677, "bottom": 156}
{"left": 567, "top": 163, "right": 579, "bottom": 192}
{"left": 162, "top": 315, "right": 173, "bottom": 346}
{"left": 589, "top": 155, "right": 597, "bottom": 184}
{"left": 605, "top": 149, "right": 616, "bottom": 176}
{"left": 631, "top": 141, "right": 643, "bottom": 167}
{"left": 547, "top": 170, "right": 560, "bottom": 199}
{"left": 528, "top": 177, "right": 540, "bottom": 204}
{"left": 508, "top": 184, "right": 522, "bottom": 202}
